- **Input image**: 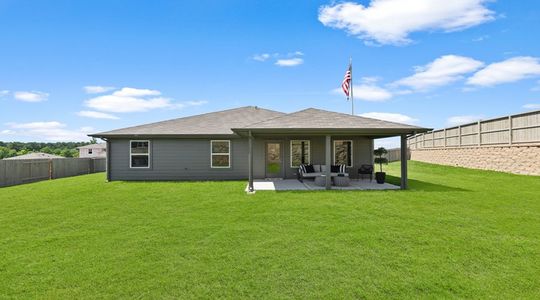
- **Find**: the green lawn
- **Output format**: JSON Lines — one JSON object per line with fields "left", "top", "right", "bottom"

{"left": 0, "top": 162, "right": 539, "bottom": 299}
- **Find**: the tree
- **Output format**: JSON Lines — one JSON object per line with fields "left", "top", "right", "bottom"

{"left": 373, "top": 147, "right": 388, "bottom": 173}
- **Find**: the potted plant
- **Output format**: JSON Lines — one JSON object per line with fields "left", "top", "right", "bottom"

{"left": 373, "top": 147, "right": 388, "bottom": 184}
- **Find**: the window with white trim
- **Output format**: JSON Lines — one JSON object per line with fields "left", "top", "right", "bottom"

{"left": 211, "top": 140, "right": 230, "bottom": 168}
{"left": 290, "top": 140, "right": 310, "bottom": 167}
{"left": 88, "top": 149, "right": 93, "bottom": 155}
{"left": 334, "top": 140, "right": 353, "bottom": 167}
{"left": 130, "top": 140, "right": 150, "bottom": 168}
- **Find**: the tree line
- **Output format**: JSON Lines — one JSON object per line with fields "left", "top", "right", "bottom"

{"left": 0, "top": 139, "right": 98, "bottom": 159}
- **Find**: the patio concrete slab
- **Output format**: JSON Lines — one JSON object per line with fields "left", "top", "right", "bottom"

{"left": 246, "top": 179, "right": 399, "bottom": 192}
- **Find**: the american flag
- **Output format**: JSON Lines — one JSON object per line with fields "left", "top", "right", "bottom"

{"left": 341, "top": 65, "right": 352, "bottom": 99}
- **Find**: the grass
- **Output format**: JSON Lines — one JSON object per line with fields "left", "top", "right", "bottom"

{"left": 0, "top": 161, "right": 539, "bottom": 299}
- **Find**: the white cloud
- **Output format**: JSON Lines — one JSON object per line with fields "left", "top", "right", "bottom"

{"left": 182, "top": 100, "right": 208, "bottom": 106}
{"left": 84, "top": 87, "right": 206, "bottom": 113}
{"left": 352, "top": 84, "right": 392, "bottom": 101}
{"left": 467, "top": 56, "right": 540, "bottom": 87}
{"left": 14, "top": 91, "right": 49, "bottom": 102}
{"left": 359, "top": 112, "right": 418, "bottom": 124}
{"left": 393, "top": 55, "right": 484, "bottom": 90}
{"left": 0, "top": 90, "right": 9, "bottom": 97}
{"left": 252, "top": 53, "right": 271, "bottom": 62}
{"left": 8, "top": 121, "right": 65, "bottom": 129}
{"left": 472, "top": 35, "right": 489, "bottom": 42}
{"left": 77, "top": 110, "right": 120, "bottom": 120}
{"left": 80, "top": 126, "right": 94, "bottom": 133}
{"left": 252, "top": 51, "right": 304, "bottom": 66}
{"left": 523, "top": 103, "right": 540, "bottom": 110}
{"left": 86, "top": 95, "right": 172, "bottom": 113}
{"left": 112, "top": 87, "right": 161, "bottom": 97}
{"left": 83, "top": 86, "right": 115, "bottom": 94}
{"left": 446, "top": 115, "right": 483, "bottom": 126}
{"left": 318, "top": 0, "right": 495, "bottom": 45}
{"left": 275, "top": 58, "right": 304, "bottom": 67}
{"left": 3, "top": 121, "right": 90, "bottom": 141}
{"left": 332, "top": 83, "right": 392, "bottom": 101}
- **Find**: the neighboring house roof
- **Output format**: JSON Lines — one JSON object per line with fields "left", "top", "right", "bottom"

{"left": 90, "top": 106, "right": 285, "bottom": 137}
{"left": 4, "top": 152, "right": 65, "bottom": 160}
{"left": 233, "top": 108, "right": 429, "bottom": 135}
{"left": 77, "top": 143, "right": 107, "bottom": 149}
{"left": 90, "top": 106, "right": 431, "bottom": 138}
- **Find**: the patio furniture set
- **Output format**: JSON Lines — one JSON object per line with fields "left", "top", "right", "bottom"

{"left": 298, "top": 164, "right": 374, "bottom": 187}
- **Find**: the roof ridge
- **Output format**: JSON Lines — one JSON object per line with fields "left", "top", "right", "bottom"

{"left": 91, "top": 106, "right": 284, "bottom": 136}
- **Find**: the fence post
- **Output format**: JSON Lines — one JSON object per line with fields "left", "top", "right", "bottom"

{"left": 477, "top": 121, "right": 482, "bottom": 146}
{"left": 444, "top": 129, "right": 447, "bottom": 148}
{"left": 508, "top": 115, "right": 513, "bottom": 145}
{"left": 458, "top": 126, "right": 462, "bottom": 147}
{"left": 48, "top": 159, "right": 53, "bottom": 180}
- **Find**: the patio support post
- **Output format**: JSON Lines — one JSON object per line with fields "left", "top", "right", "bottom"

{"left": 400, "top": 134, "right": 408, "bottom": 190}
{"left": 248, "top": 130, "right": 254, "bottom": 193}
{"left": 325, "top": 135, "right": 331, "bottom": 190}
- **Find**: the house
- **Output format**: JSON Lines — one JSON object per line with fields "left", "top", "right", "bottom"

{"left": 3, "top": 152, "right": 64, "bottom": 160}
{"left": 90, "top": 106, "right": 430, "bottom": 190}
{"left": 77, "top": 143, "right": 107, "bottom": 158}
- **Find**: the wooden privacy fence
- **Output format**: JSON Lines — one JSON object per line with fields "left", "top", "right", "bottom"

{"left": 408, "top": 110, "right": 540, "bottom": 149}
{"left": 0, "top": 158, "right": 106, "bottom": 188}
{"left": 384, "top": 148, "right": 409, "bottom": 162}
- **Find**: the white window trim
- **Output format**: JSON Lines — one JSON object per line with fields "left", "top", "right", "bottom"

{"left": 290, "top": 140, "right": 310, "bottom": 168}
{"left": 333, "top": 140, "right": 353, "bottom": 167}
{"left": 88, "top": 149, "right": 93, "bottom": 155}
{"left": 210, "top": 140, "right": 231, "bottom": 168}
{"left": 129, "top": 140, "right": 151, "bottom": 169}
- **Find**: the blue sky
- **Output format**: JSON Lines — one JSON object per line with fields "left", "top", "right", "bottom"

{"left": 1, "top": 0, "right": 539, "bottom": 146}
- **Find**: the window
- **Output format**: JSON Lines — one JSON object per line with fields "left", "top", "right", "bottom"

{"left": 130, "top": 140, "right": 150, "bottom": 168}
{"left": 290, "top": 140, "right": 310, "bottom": 167}
{"left": 334, "top": 140, "right": 353, "bottom": 167}
{"left": 88, "top": 149, "right": 93, "bottom": 155}
{"left": 211, "top": 140, "right": 230, "bottom": 168}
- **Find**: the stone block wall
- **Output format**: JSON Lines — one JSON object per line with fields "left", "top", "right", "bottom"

{"left": 410, "top": 144, "right": 540, "bottom": 176}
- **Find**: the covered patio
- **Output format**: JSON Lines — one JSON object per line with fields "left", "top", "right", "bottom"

{"left": 232, "top": 108, "right": 431, "bottom": 193}
{"left": 245, "top": 178, "right": 400, "bottom": 191}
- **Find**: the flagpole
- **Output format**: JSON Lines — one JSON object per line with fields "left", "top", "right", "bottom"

{"left": 350, "top": 57, "right": 354, "bottom": 115}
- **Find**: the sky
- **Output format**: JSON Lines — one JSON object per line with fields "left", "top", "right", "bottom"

{"left": 1, "top": 0, "right": 539, "bottom": 147}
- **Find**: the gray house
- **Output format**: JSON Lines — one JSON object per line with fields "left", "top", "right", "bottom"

{"left": 90, "top": 106, "right": 430, "bottom": 190}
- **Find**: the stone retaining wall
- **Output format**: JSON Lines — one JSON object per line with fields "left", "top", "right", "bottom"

{"left": 410, "top": 144, "right": 540, "bottom": 176}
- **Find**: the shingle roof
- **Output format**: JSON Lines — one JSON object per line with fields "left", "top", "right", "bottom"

{"left": 90, "top": 106, "right": 430, "bottom": 138}
{"left": 90, "top": 106, "right": 285, "bottom": 137}
{"left": 77, "top": 143, "right": 107, "bottom": 149}
{"left": 4, "top": 152, "right": 64, "bottom": 160}
{"left": 237, "top": 108, "right": 427, "bottom": 130}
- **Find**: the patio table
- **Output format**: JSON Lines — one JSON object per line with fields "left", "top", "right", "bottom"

{"left": 314, "top": 175, "right": 327, "bottom": 187}
{"left": 333, "top": 174, "right": 350, "bottom": 187}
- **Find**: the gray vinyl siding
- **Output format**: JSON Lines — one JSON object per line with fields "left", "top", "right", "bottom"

{"left": 109, "top": 136, "right": 374, "bottom": 181}
{"left": 109, "top": 138, "right": 248, "bottom": 181}
{"left": 252, "top": 136, "right": 373, "bottom": 179}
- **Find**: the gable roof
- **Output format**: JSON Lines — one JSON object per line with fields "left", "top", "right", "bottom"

{"left": 90, "top": 106, "right": 285, "bottom": 137}
{"left": 90, "top": 106, "right": 430, "bottom": 138}
{"left": 233, "top": 108, "right": 429, "bottom": 134}
{"left": 4, "top": 152, "right": 64, "bottom": 160}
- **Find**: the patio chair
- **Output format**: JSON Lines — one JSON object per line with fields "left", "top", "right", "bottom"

{"left": 358, "top": 164, "right": 374, "bottom": 181}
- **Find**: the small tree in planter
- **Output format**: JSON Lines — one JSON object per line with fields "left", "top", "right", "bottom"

{"left": 373, "top": 147, "right": 388, "bottom": 184}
